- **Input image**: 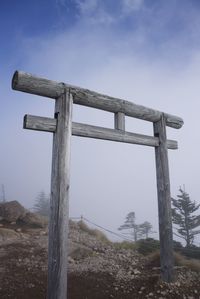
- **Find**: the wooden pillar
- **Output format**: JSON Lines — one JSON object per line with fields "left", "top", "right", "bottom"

{"left": 153, "top": 114, "right": 174, "bottom": 283}
{"left": 47, "top": 90, "right": 73, "bottom": 299}
{"left": 114, "top": 112, "right": 125, "bottom": 130}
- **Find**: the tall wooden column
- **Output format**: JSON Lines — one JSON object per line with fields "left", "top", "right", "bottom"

{"left": 154, "top": 114, "right": 174, "bottom": 283}
{"left": 47, "top": 91, "right": 73, "bottom": 299}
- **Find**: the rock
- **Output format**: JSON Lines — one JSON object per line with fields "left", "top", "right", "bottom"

{"left": 39, "top": 230, "right": 47, "bottom": 236}
{"left": 0, "top": 228, "right": 19, "bottom": 242}
{"left": 68, "top": 256, "right": 75, "bottom": 263}
{"left": 20, "top": 212, "right": 47, "bottom": 228}
{"left": 0, "top": 201, "right": 26, "bottom": 222}
{"left": 0, "top": 201, "right": 47, "bottom": 228}
{"left": 133, "top": 269, "right": 141, "bottom": 275}
{"left": 70, "top": 246, "right": 94, "bottom": 260}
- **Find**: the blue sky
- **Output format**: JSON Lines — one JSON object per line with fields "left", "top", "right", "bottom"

{"left": 1, "top": 0, "right": 200, "bottom": 67}
{"left": 1, "top": 0, "right": 200, "bottom": 243}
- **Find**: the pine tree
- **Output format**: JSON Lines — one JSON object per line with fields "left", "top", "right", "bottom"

{"left": 118, "top": 212, "right": 140, "bottom": 241}
{"left": 172, "top": 187, "right": 200, "bottom": 247}
{"left": 139, "top": 221, "right": 153, "bottom": 239}
{"left": 33, "top": 191, "right": 50, "bottom": 217}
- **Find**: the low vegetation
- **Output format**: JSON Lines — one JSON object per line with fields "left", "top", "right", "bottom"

{"left": 77, "top": 220, "right": 110, "bottom": 244}
{"left": 146, "top": 250, "right": 200, "bottom": 273}
{"left": 112, "top": 240, "right": 137, "bottom": 251}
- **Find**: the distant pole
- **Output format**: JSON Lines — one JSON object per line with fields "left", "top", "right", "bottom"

{"left": 47, "top": 91, "right": 73, "bottom": 299}
{"left": 1, "top": 184, "right": 6, "bottom": 202}
{"left": 154, "top": 114, "right": 174, "bottom": 283}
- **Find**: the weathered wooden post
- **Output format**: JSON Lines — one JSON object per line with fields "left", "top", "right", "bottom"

{"left": 12, "top": 72, "right": 73, "bottom": 299}
{"left": 154, "top": 114, "right": 174, "bottom": 282}
{"left": 12, "top": 70, "right": 183, "bottom": 295}
{"left": 47, "top": 91, "right": 73, "bottom": 298}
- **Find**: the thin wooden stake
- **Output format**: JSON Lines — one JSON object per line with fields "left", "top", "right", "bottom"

{"left": 47, "top": 90, "right": 73, "bottom": 299}
{"left": 154, "top": 114, "right": 174, "bottom": 282}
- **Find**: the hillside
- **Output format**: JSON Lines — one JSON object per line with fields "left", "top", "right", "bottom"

{"left": 0, "top": 201, "right": 200, "bottom": 298}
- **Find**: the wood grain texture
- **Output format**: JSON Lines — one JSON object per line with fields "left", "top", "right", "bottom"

{"left": 154, "top": 114, "right": 174, "bottom": 283}
{"left": 12, "top": 71, "right": 184, "bottom": 129}
{"left": 114, "top": 112, "right": 125, "bottom": 130}
{"left": 23, "top": 115, "right": 57, "bottom": 132}
{"left": 47, "top": 91, "right": 73, "bottom": 299}
{"left": 23, "top": 114, "right": 178, "bottom": 149}
{"left": 12, "top": 71, "right": 64, "bottom": 99}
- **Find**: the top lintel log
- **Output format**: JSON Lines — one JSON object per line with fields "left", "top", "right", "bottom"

{"left": 12, "top": 71, "right": 184, "bottom": 129}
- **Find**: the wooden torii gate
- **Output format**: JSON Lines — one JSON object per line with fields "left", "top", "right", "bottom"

{"left": 12, "top": 71, "right": 183, "bottom": 298}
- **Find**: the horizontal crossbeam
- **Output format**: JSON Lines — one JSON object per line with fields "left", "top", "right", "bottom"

{"left": 23, "top": 114, "right": 178, "bottom": 149}
{"left": 12, "top": 71, "right": 184, "bottom": 129}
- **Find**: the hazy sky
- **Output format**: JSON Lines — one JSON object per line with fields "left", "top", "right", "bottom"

{"left": 1, "top": 0, "right": 200, "bottom": 242}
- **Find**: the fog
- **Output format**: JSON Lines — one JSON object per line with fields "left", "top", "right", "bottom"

{"left": 1, "top": 0, "right": 200, "bottom": 243}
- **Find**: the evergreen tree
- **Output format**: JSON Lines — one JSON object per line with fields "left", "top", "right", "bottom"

{"left": 118, "top": 212, "right": 140, "bottom": 241}
{"left": 33, "top": 191, "right": 50, "bottom": 217}
{"left": 172, "top": 187, "right": 200, "bottom": 247}
{"left": 139, "top": 221, "right": 154, "bottom": 239}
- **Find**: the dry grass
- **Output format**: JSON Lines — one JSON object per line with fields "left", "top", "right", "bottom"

{"left": 175, "top": 252, "right": 200, "bottom": 272}
{"left": 146, "top": 250, "right": 200, "bottom": 272}
{"left": 77, "top": 220, "right": 110, "bottom": 244}
{"left": 112, "top": 241, "right": 136, "bottom": 251}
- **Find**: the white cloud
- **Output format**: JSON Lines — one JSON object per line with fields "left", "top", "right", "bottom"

{"left": 9, "top": 21, "right": 200, "bottom": 240}
{"left": 121, "top": 0, "right": 144, "bottom": 15}
{"left": 75, "top": 0, "right": 98, "bottom": 15}
{"left": 6, "top": 1, "right": 200, "bottom": 242}
{"left": 73, "top": 0, "right": 115, "bottom": 25}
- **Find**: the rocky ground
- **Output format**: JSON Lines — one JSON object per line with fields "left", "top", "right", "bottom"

{"left": 0, "top": 201, "right": 200, "bottom": 298}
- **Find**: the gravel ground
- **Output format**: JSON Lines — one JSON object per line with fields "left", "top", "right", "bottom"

{"left": 0, "top": 221, "right": 200, "bottom": 299}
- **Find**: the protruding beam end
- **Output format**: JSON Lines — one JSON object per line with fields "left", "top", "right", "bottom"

{"left": 12, "top": 71, "right": 19, "bottom": 90}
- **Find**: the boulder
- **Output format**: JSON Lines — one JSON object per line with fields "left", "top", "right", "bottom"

{"left": 0, "top": 201, "right": 47, "bottom": 228}
{"left": 20, "top": 211, "right": 47, "bottom": 228}
{"left": 0, "top": 201, "right": 26, "bottom": 222}
{"left": 0, "top": 228, "right": 19, "bottom": 242}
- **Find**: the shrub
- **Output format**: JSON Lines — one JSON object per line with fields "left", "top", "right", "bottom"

{"left": 180, "top": 246, "right": 200, "bottom": 259}
{"left": 112, "top": 241, "right": 137, "bottom": 251}
{"left": 145, "top": 250, "right": 200, "bottom": 272}
{"left": 173, "top": 240, "right": 183, "bottom": 250}
{"left": 136, "top": 238, "right": 184, "bottom": 256}
{"left": 136, "top": 238, "right": 160, "bottom": 255}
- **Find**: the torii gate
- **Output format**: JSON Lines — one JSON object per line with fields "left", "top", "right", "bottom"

{"left": 12, "top": 71, "right": 183, "bottom": 299}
